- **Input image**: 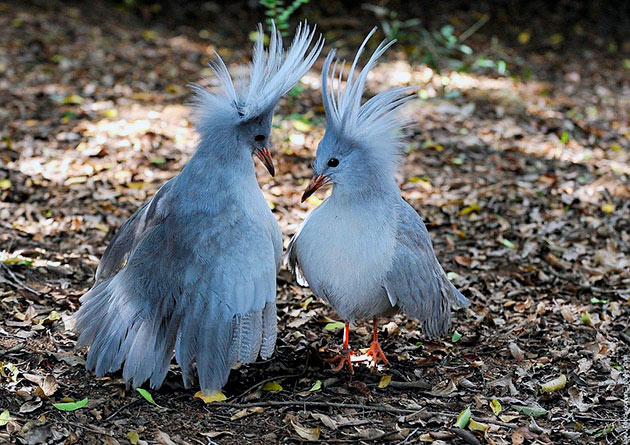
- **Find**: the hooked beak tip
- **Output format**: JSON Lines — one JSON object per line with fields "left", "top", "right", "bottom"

{"left": 301, "top": 174, "right": 325, "bottom": 203}
{"left": 255, "top": 148, "right": 275, "bottom": 177}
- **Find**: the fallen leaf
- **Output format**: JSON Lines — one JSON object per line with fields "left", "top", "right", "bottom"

{"left": 0, "top": 410, "right": 9, "bottom": 426}
{"left": 540, "top": 374, "right": 566, "bottom": 393}
{"left": 136, "top": 388, "right": 155, "bottom": 404}
{"left": 262, "top": 381, "right": 283, "bottom": 392}
{"left": 378, "top": 375, "right": 392, "bottom": 388}
{"left": 194, "top": 391, "right": 226, "bottom": 403}
{"left": 454, "top": 406, "right": 471, "bottom": 428}
{"left": 490, "top": 399, "right": 502, "bottom": 415}
{"left": 291, "top": 420, "right": 320, "bottom": 441}
{"left": 53, "top": 397, "right": 88, "bottom": 411}
{"left": 126, "top": 431, "right": 139, "bottom": 444}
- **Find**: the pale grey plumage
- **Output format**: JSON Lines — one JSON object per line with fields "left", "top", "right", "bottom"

{"left": 76, "top": 23, "right": 322, "bottom": 394}
{"left": 287, "top": 29, "right": 468, "bottom": 339}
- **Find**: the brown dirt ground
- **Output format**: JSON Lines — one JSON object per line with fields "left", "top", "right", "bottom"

{"left": 0, "top": 1, "right": 629, "bottom": 444}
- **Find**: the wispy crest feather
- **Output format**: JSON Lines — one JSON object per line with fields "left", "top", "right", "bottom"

{"left": 322, "top": 28, "right": 415, "bottom": 151}
{"left": 195, "top": 22, "right": 323, "bottom": 122}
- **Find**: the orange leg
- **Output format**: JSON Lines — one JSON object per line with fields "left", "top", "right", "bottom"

{"left": 366, "top": 317, "right": 390, "bottom": 367}
{"left": 323, "top": 321, "right": 354, "bottom": 374}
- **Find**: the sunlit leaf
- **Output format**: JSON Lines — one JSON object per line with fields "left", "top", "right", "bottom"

{"left": 378, "top": 375, "right": 392, "bottom": 388}
{"left": 324, "top": 322, "right": 345, "bottom": 331}
{"left": 126, "top": 431, "right": 140, "bottom": 444}
{"left": 500, "top": 238, "right": 516, "bottom": 249}
{"left": 451, "top": 331, "right": 462, "bottom": 343}
{"left": 0, "top": 410, "right": 9, "bottom": 426}
{"left": 518, "top": 31, "right": 531, "bottom": 44}
{"left": 292, "top": 120, "right": 313, "bottom": 132}
{"left": 451, "top": 157, "right": 465, "bottom": 165}
{"left": 300, "top": 297, "right": 313, "bottom": 309}
{"left": 150, "top": 157, "right": 166, "bottom": 164}
{"left": 454, "top": 406, "right": 471, "bottom": 428}
{"left": 601, "top": 202, "right": 615, "bottom": 214}
{"left": 590, "top": 297, "right": 608, "bottom": 305}
{"left": 309, "top": 380, "right": 322, "bottom": 392}
{"left": 561, "top": 131, "right": 569, "bottom": 144}
{"left": 194, "top": 391, "right": 226, "bottom": 403}
{"left": 306, "top": 195, "right": 323, "bottom": 206}
{"left": 468, "top": 418, "right": 489, "bottom": 432}
{"left": 459, "top": 204, "right": 480, "bottom": 215}
{"left": 581, "top": 312, "right": 592, "bottom": 326}
{"left": 262, "top": 381, "right": 283, "bottom": 393}
{"left": 136, "top": 388, "right": 155, "bottom": 404}
{"left": 540, "top": 374, "right": 566, "bottom": 393}
{"left": 104, "top": 108, "right": 118, "bottom": 118}
{"left": 63, "top": 94, "right": 84, "bottom": 105}
{"left": 490, "top": 399, "right": 502, "bottom": 415}
{"left": 0, "top": 179, "right": 11, "bottom": 190}
{"left": 53, "top": 397, "right": 88, "bottom": 411}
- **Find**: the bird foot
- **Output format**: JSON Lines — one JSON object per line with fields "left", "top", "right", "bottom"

{"left": 366, "top": 340, "right": 390, "bottom": 367}
{"left": 323, "top": 348, "right": 354, "bottom": 374}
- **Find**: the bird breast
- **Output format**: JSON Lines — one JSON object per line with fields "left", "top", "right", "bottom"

{"left": 296, "top": 198, "right": 397, "bottom": 320}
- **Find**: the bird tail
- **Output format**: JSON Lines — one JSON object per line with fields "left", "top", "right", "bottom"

{"left": 444, "top": 278, "right": 470, "bottom": 309}
{"left": 75, "top": 278, "right": 179, "bottom": 390}
{"left": 76, "top": 277, "right": 277, "bottom": 394}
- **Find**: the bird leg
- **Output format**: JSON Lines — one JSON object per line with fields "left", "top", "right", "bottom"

{"left": 323, "top": 321, "right": 354, "bottom": 374}
{"left": 366, "top": 317, "right": 390, "bottom": 367}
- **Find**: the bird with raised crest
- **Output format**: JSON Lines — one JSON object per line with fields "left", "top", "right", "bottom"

{"left": 286, "top": 29, "right": 469, "bottom": 373}
{"left": 75, "top": 23, "right": 323, "bottom": 394}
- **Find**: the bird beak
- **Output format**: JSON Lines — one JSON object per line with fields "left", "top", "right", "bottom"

{"left": 255, "top": 148, "right": 275, "bottom": 176}
{"left": 301, "top": 174, "right": 326, "bottom": 203}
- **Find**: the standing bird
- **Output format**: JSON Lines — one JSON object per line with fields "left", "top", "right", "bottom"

{"left": 76, "top": 23, "right": 323, "bottom": 394}
{"left": 287, "top": 29, "right": 468, "bottom": 373}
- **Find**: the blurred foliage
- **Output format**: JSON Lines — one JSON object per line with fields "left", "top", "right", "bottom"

{"left": 260, "top": 0, "right": 310, "bottom": 35}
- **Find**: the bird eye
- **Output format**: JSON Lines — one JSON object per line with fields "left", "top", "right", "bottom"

{"left": 327, "top": 158, "right": 339, "bottom": 167}
{"left": 254, "top": 135, "right": 265, "bottom": 142}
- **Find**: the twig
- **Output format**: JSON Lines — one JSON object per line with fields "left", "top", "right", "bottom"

{"left": 207, "top": 400, "right": 417, "bottom": 414}
{"left": 103, "top": 399, "right": 140, "bottom": 422}
{"left": 458, "top": 14, "right": 490, "bottom": 43}
{"left": 232, "top": 373, "right": 302, "bottom": 402}
{"left": 450, "top": 428, "right": 482, "bottom": 445}
{"left": 388, "top": 380, "right": 433, "bottom": 390}
{"left": 1, "top": 263, "right": 42, "bottom": 296}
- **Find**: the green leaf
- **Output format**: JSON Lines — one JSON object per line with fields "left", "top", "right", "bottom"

{"left": 149, "top": 157, "right": 166, "bottom": 164}
{"left": 561, "top": 131, "right": 569, "bottom": 144}
{"left": 490, "top": 399, "right": 502, "bottom": 415}
{"left": 451, "top": 331, "right": 463, "bottom": 342}
{"left": 309, "top": 380, "right": 322, "bottom": 392}
{"left": 454, "top": 406, "right": 471, "bottom": 428}
{"left": 500, "top": 238, "right": 516, "bottom": 249}
{"left": 512, "top": 404, "right": 547, "bottom": 417}
{"left": 0, "top": 410, "right": 9, "bottom": 426}
{"left": 378, "top": 375, "right": 392, "bottom": 388}
{"left": 590, "top": 297, "right": 608, "bottom": 305}
{"left": 451, "top": 157, "right": 465, "bottom": 165}
{"left": 136, "top": 388, "right": 155, "bottom": 404}
{"left": 324, "top": 322, "right": 345, "bottom": 330}
{"left": 53, "top": 397, "right": 88, "bottom": 411}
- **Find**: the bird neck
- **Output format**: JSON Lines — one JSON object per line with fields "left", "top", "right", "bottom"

{"left": 178, "top": 131, "right": 256, "bottom": 190}
{"left": 331, "top": 167, "right": 400, "bottom": 205}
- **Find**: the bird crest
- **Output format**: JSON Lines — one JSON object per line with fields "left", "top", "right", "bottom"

{"left": 321, "top": 28, "right": 416, "bottom": 156}
{"left": 192, "top": 22, "right": 323, "bottom": 126}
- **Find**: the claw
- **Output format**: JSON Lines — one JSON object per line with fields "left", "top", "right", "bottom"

{"left": 366, "top": 340, "right": 390, "bottom": 367}
{"left": 324, "top": 348, "right": 354, "bottom": 374}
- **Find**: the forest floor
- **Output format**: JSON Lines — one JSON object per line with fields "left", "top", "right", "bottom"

{"left": 1, "top": 1, "right": 629, "bottom": 444}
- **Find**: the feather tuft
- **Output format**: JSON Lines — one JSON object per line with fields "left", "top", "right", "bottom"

{"left": 322, "top": 28, "right": 416, "bottom": 159}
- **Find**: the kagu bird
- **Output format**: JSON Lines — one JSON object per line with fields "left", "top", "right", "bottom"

{"left": 76, "top": 23, "right": 323, "bottom": 393}
{"left": 287, "top": 29, "right": 468, "bottom": 372}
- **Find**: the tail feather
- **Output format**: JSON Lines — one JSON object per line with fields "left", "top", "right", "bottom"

{"left": 76, "top": 276, "right": 276, "bottom": 394}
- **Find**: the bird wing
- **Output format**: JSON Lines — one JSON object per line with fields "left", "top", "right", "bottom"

{"left": 384, "top": 199, "right": 469, "bottom": 338}
{"left": 94, "top": 180, "right": 173, "bottom": 282}
{"left": 285, "top": 215, "right": 311, "bottom": 287}
{"left": 76, "top": 208, "right": 279, "bottom": 394}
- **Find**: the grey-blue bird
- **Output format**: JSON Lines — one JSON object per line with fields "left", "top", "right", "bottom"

{"left": 286, "top": 29, "right": 468, "bottom": 372}
{"left": 75, "top": 23, "right": 323, "bottom": 394}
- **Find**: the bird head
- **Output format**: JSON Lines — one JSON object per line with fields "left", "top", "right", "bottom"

{"left": 302, "top": 28, "right": 415, "bottom": 201}
{"left": 192, "top": 22, "right": 323, "bottom": 176}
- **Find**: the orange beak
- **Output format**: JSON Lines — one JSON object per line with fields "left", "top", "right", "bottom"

{"left": 301, "top": 174, "right": 326, "bottom": 203}
{"left": 255, "top": 148, "right": 275, "bottom": 176}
